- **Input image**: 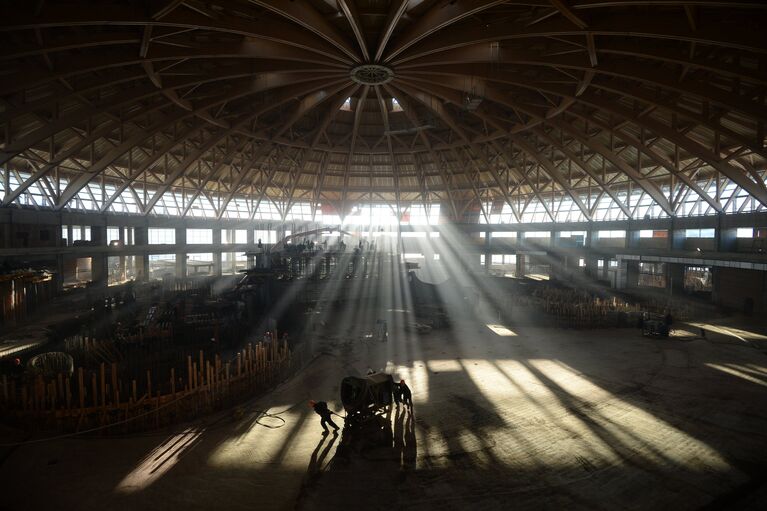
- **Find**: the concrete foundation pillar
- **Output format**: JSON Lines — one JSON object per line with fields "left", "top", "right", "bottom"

{"left": 585, "top": 255, "right": 600, "bottom": 280}
{"left": 615, "top": 260, "right": 629, "bottom": 289}
{"left": 626, "top": 260, "right": 640, "bottom": 288}
{"left": 134, "top": 226, "right": 149, "bottom": 282}
{"left": 670, "top": 227, "right": 686, "bottom": 250}
{"left": 515, "top": 254, "right": 526, "bottom": 278}
{"left": 212, "top": 229, "right": 222, "bottom": 276}
{"left": 1, "top": 214, "right": 11, "bottom": 249}
{"left": 484, "top": 230, "right": 491, "bottom": 274}
{"left": 176, "top": 255, "right": 187, "bottom": 278}
{"left": 718, "top": 224, "right": 737, "bottom": 252}
{"left": 175, "top": 227, "right": 187, "bottom": 277}
{"left": 55, "top": 253, "right": 65, "bottom": 291}
{"left": 91, "top": 253, "right": 108, "bottom": 289}
{"left": 117, "top": 255, "right": 126, "bottom": 283}
{"left": 245, "top": 227, "right": 255, "bottom": 268}
{"left": 711, "top": 267, "right": 721, "bottom": 304}
{"left": 91, "top": 225, "right": 106, "bottom": 246}
{"left": 668, "top": 263, "right": 685, "bottom": 295}
{"left": 136, "top": 254, "right": 149, "bottom": 282}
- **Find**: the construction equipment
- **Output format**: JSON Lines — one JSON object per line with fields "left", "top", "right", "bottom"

{"left": 340, "top": 373, "right": 394, "bottom": 423}
{"left": 26, "top": 352, "right": 74, "bottom": 378}
{"left": 642, "top": 313, "right": 669, "bottom": 337}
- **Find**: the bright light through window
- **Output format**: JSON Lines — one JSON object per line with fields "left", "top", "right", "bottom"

{"left": 186, "top": 228, "right": 212, "bottom": 244}
{"left": 341, "top": 97, "right": 352, "bottom": 111}
{"left": 598, "top": 230, "right": 626, "bottom": 239}
{"left": 148, "top": 228, "right": 175, "bottom": 245}
{"left": 686, "top": 228, "right": 715, "bottom": 238}
{"left": 255, "top": 230, "right": 278, "bottom": 244}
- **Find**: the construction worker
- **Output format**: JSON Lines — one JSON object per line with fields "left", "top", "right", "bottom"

{"left": 392, "top": 380, "right": 402, "bottom": 407}
{"left": 399, "top": 379, "right": 413, "bottom": 409}
{"left": 309, "top": 400, "right": 339, "bottom": 434}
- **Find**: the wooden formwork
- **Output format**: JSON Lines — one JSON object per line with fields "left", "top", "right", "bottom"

{"left": 0, "top": 339, "right": 291, "bottom": 434}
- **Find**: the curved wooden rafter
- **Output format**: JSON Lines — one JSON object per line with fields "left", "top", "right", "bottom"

{"left": 0, "top": 0, "right": 764, "bottom": 219}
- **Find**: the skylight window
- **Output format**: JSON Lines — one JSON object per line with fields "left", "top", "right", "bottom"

{"left": 392, "top": 97, "right": 403, "bottom": 112}
{"left": 341, "top": 97, "right": 352, "bottom": 111}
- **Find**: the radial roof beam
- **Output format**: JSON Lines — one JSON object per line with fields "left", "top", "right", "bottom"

{"left": 7, "top": 106, "right": 187, "bottom": 205}
{"left": 0, "top": 69, "right": 343, "bottom": 168}
{"left": 341, "top": 85, "right": 370, "bottom": 215}
{"left": 0, "top": 6, "right": 355, "bottom": 65}
{"left": 311, "top": 153, "right": 330, "bottom": 220}
{"left": 488, "top": 140, "right": 556, "bottom": 222}
{"left": 98, "top": 124, "right": 201, "bottom": 212}
{"left": 390, "top": 14, "right": 767, "bottom": 66}
{"left": 398, "top": 71, "right": 729, "bottom": 213}
{"left": 551, "top": 114, "right": 723, "bottom": 213}
{"left": 311, "top": 84, "right": 362, "bottom": 148}
{"left": 382, "top": 87, "right": 459, "bottom": 219}
{"left": 0, "top": 41, "right": 347, "bottom": 98}
{"left": 504, "top": 136, "right": 591, "bottom": 221}
{"left": 337, "top": 0, "right": 369, "bottom": 62}
{"left": 56, "top": 77, "right": 347, "bottom": 211}
{"left": 572, "top": 90, "right": 767, "bottom": 206}
{"left": 374, "top": 0, "right": 408, "bottom": 62}
{"left": 248, "top": 152, "right": 287, "bottom": 221}
{"left": 273, "top": 81, "right": 355, "bottom": 140}
{"left": 152, "top": 0, "right": 185, "bottom": 20}
{"left": 396, "top": 56, "right": 767, "bottom": 134}
{"left": 550, "top": 119, "right": 675, "bottom": 216}
{"left": 383, "top": 0, "right": 507, "bottom": 63}
{"left": 250, "top": 0, "right": 361, "bottom": 62}
{"left": 404, "top": 79, "right": 590, "bottom": 221}
{"left": 216, "top": 144, "right": 278, "bottom": 219}
{"left": 447, "top": 148, "right": 494, "bottom": 225}
{"left": 373, "top": 86, "right": 402, "bottom": 215}
{"left": 141, "top": 78, "right": 349, "bottom": 215}
{"left": 526, "top": 126, "right": 636, "bottom": 219}
{"left": 548, "top": 0, "right": 588, "bottom": 29}
{"left": 389, "top": 80, "right": 521, "bottom": 221}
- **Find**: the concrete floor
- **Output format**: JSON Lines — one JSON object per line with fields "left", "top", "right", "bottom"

{"left": 2, "top": 308, "right": 767, "bottom": 510}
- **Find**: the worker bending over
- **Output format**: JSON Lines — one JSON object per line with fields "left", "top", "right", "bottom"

{"left": 309, "top": 400, "right": 340, "bottom": 434}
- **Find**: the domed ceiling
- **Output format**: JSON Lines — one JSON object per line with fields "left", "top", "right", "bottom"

{"left": 0, "top": 0, "right": 766, "bottom": 221}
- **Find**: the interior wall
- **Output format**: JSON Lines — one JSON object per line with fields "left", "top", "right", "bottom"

{"left": 2, "top": 222, "right": 60, "bottom": 249}
{"left": 715, "top": 267, "right": 767, "bottom": 315}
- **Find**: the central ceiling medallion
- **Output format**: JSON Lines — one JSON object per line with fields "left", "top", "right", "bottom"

{"left": 350, "top": 64, "right": 394, "bottom": 85}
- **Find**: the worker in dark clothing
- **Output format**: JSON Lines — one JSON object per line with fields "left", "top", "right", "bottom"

{"left": 309, "top": 400, "right": 340, "bottom": 433}
{"left": 664, "top": 311, "right": 673, "bottom": 335}
{"left": 399, "top": 379, "right": 413, "bottom": 409}
{"left": 392, "top": 381, "right": 402, "bottom": 407}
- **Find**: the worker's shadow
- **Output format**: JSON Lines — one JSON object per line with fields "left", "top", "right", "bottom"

{"left": 298, "top": 408, "right": 419, "bottom": 509}
{"left": 403, "top": 408, "right": 416, "bottom": 470}
{"left": 393, "top": 406, "right": 417, "bottom": 473}
{"left": 306, "top": 431, "right": 339, "bottom": 481}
